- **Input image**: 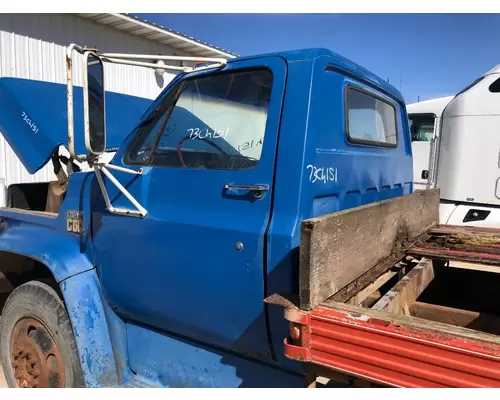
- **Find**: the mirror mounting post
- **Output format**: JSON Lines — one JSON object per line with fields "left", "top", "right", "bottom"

{"left": 66, "top": 43, "right": 100, "bottom": 163}
{"left": 66, "top": 43, "right": 149, "bottom": 219}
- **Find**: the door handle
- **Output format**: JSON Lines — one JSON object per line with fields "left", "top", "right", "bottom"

{"left": 223, "top": 184, "right": 269, "bottom": 199}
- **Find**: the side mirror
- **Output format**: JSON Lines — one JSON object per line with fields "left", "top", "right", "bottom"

{"left": 83, "top": 52, "right": 106, "bottom": 156}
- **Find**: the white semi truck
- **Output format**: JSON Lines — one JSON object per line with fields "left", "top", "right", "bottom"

{"left": 407, "top": 64, "right": 500, "bottom": 227}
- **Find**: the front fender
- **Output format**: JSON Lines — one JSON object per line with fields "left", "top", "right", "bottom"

{"left": 0, "top": 174, "right": 130, "bottom": 387}
{"left": 0, "top": 171, "right": 98, "bottom": 282}
{"left": 60, "top": 269, "right": 132, "bottom": 388}
{"left": 0, "top": 215, "right": 132, "bottom": 387}
{"left": 0, "top": 213, "right": 94, "bottom": 282}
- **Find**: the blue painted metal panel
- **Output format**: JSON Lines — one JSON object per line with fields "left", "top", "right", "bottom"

{"left": 0, "top": 169, "right": 133, "bottom": 387}
{"left": 0, "top": 218, "right": 92, "bottom": 281}
{"left": 233, "top": 48, "right": 404, "bottom": 103}
{"left": 0, "top": 172, "right": 99, "bottom": 281}
{"left": 0, "top": 170, "right": 134, "bottom": 387}
{"left": 126, "top": 322, "right": 304, "bottom": 388}
{"left": 90, "top": 48, "right": 412, "bottom": 378}
{"left": 60, "top": 268, "right": 133, "bottom": 388}
{"left": 92, "top": 56, "right": 288, "bottom": 362}
{"left": 265, "top": 54, "right": 413, "bottom": 368}
{"left": 0, "top": 173, "right": 135, "bottom": 386}
{"left": 0, "top": 78, "right": 153, "bottom": 174}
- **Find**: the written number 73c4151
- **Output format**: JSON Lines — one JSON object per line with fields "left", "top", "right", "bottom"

{"left": 21, "top": 111, "right": 39, "bottom": 134}
{"left": 306, "top": 164, "right": 338, "bottom": 184}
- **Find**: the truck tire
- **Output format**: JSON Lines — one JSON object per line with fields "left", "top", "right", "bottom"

{"left": 0, "top": 280, "right": 84, "bottom": 388}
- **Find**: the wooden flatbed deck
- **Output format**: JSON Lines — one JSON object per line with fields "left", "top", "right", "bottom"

{"left": 273, "top": 224, "right": 500, "bottom": 387}
{"left": 267, "top": 189, "right": 500, "bottom": 388}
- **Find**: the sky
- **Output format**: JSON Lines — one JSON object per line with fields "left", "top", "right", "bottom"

{"left": 134, "top": 13, "right": 500, "bottom": 104}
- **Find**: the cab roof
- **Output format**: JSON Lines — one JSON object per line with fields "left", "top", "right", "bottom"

{"left": 407, "top": 96, "right": 455, "bottom": 117}
{"left": 227, "top": 48, "right": 404, "bottom": 104}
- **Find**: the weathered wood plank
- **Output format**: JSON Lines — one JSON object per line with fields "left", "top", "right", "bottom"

{"left": 299, "top": 188, "right": 440, "bottom": 310}
{"left": 346, "top": 269, "right": 398, "bottom": 306}
{"left": 372, "top": 259, "right": 435, "bottom": 315}
{"left": 429, "top": 225, "right": 500, "bottom": 237}
{"left": 329, "top": 253, "right": 412, "bottom": 303}
{"left": 410, "top": 301, "right": 500, "bottom": 336}
{"left": 408, "top": 246, "right": 500, "bottom": 266}
{"left": 447, "top": 261, "right": 500, "bottom": 274}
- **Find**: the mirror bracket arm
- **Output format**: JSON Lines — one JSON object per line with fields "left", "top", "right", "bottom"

{"left": 93, "top": 164, "right": 147, "bottom": 218}
{"left": 95, "top": 163, "right": 143, "bottom": 176}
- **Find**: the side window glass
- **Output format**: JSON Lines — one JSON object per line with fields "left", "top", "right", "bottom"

{"left": 412, "top": 123, "right": 434, "bottom": 142}
{"left": 346, "top": 87, "right": 398, "bottom": 147}
{"left": 126, "top": 84, "right": 183, "bottom": 164}
{"left": 126, "top": 69, "right": 273, "bottom": 170}
{"left": 127, "top": 112, "right": 168, "bottom": 163}
{"left": 409, "top": 116, "right": 435, "bottom": 142}
{"left": 489, "top": 77, "right": 500, "bottom": 93}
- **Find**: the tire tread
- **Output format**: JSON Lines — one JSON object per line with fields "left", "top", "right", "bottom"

{"left": 0, "top": 279, "right": 84, "bottom": 388}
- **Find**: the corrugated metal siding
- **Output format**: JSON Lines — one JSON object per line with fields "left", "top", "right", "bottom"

{"left": 78, "top": 13, "right": 238, "bottom": 59}
{"left": 0, "top": 14, "right": 183, "bottom": 199}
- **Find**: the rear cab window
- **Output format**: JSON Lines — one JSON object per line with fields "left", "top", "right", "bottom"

{"left": 345, "top": 85, "right": 398, "bottom": 148}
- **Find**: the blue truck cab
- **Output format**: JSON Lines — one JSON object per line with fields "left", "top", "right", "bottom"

{"left": 0, "top": 47, "right": 412, "bottom": 388}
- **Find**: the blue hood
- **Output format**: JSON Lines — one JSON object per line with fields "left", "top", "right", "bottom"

{"left": 0, "top": 77, "right": 154, "bottom": 174}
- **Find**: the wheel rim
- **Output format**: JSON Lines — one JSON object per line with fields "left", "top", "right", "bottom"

{"left": 9, "top": 317, "right": 65, "bottom": 388}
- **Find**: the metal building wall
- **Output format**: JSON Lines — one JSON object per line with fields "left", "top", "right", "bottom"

{"left": 0, "top": 14, "right": 186, "bottom": 197}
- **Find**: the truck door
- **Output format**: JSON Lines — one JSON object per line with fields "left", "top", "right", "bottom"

{"left": 409, "top": 113, "right": 436, "bottom": 189}
{"left": 92, "top": 56, "right": 287, "bottom": 359}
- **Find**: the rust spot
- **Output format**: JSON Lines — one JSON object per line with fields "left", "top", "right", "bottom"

{"left": 368, "top": 318, "right": 390, "bottom": 327}
{"left": 392, "top": 223, "right": 411, "bottom": 254}
{"left": 264, "top": 293, "right": 299, "bottom": 309}
{"left": 10, "top": 318, "right": 65, "bottom": 388}
{"left": 66, "top": 55, "right": 71, "bottom": 71}
{"left": 409, "top": 225, "right": 500, "bottom": 266}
